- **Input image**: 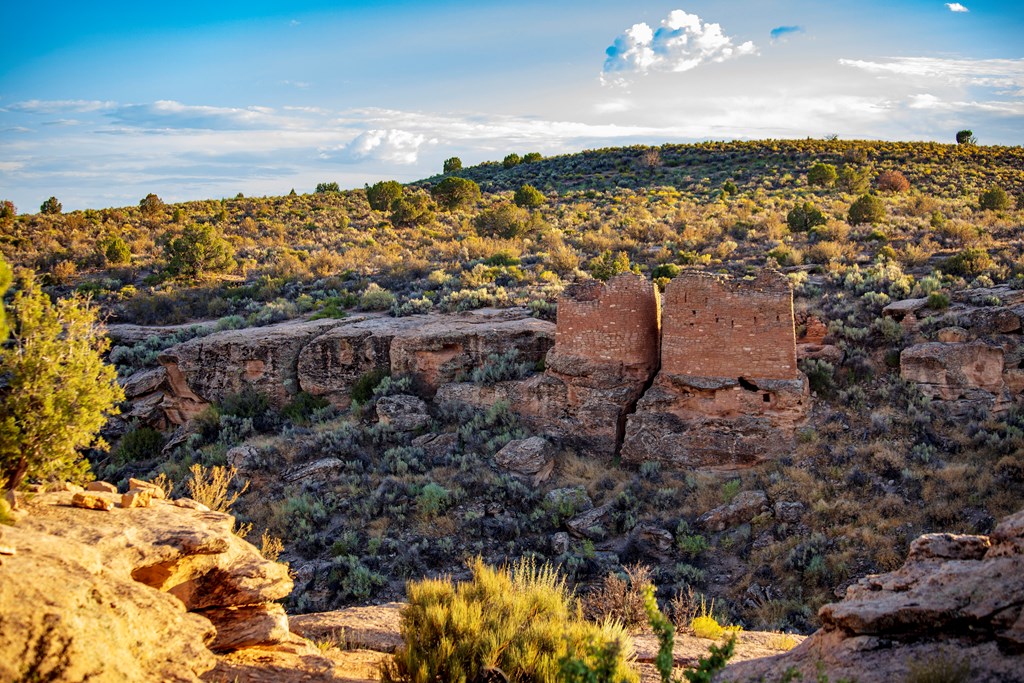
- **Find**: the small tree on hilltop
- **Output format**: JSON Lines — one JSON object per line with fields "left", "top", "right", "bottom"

{"left": 40, "top": 196, "right": 62, "bottom": 215}
{"left": 0, "top": 269, "right": 124, "bottom": 495}
{"left": 876, "top": 170, "right": 910, "bottom": 193}
{"left": 956, "top": 129, "right": 977, "bottom": 145}
{"left": 807, "top": 162, "right": 838, "bottom": 188}
{"left": 522, "top": 152, "right": 543, "bottom": 163}
{"left": 443, "top": 157, "right": 463, "bottom": 174}
{"left": 315, "top": 182, "right": 341, "bottom": 194}
{"left": 979, "top": 186, "right": 1011, "bottom": 211}
{"left": 503, "top": 153, "right": 521, "bottom": 169}
{"left": 139, "top": 193, "right": 165, "bottom": 215}
{"left": 365, "top": 180, "right": 403, "bottom": 212}
{"left": 514, "top": 183, "right": 546, "bottom": 208}
{"left": 848, "top": 194, "right": 886, "bottom": 225}
{"left": 163, "top": 224, "right": 236, "bottom": 279}
{"left": 0, "top": 200, "right": 15, "bottom": 223}
{"left": 431, "top": 176, "right": 481, "bottom": 211}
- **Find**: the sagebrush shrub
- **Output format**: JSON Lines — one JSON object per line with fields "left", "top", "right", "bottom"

{"left": 380, "top": 557, "right": 638, "bottom": 683}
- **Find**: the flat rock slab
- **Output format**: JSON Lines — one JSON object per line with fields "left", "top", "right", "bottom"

{"left": 289, "top": 603, "right": 404, "bottom": 653}
{"left": 203, "top": 634, "right": 387, "bottom": 682}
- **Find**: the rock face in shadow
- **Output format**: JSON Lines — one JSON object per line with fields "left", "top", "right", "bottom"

{"left": 0, "top": 490, "right": 294, "bottom": 682}
{"left": 901, "top": 340, "right": 1020, "bottom": 417}
{"left": 621, "top": 271, "right": 809, "bottom": 469}
{"left": 720, "top": 507, "right": 1024, "bottom": 683}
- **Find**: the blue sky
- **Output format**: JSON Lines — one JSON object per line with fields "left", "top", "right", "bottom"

{"left": 1, "top": 0, "right": 1021, "bottom": 211}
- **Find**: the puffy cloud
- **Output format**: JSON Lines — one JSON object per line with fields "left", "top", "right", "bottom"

{"left": 946, "top": 3, "right": 969, "bottom": 12}
{"left": 770, "top": 25, "right": 804, "bottom": 41}
{"left": 602, "top": 9, "right": 756, "bottom": 85}
{"left": 335, "top": 129, "right": 431, "bottom": 164}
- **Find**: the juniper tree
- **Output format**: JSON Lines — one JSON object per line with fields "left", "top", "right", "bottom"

{"left": 0, "top": 269, "right": 123, "bottom": 495}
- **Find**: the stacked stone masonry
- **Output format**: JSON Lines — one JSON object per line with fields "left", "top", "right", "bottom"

{"left": 552, "top": 276, "right": 661, "bottom": 378}
{"left": 662, "top": 270, "right": 797, "bottom": 380}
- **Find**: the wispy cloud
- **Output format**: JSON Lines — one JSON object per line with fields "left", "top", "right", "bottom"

{"left": 5, "top": 99, "right": 115, "bottom": 114}
{"left": 770, "top": 25, "right": 804, "bottom": 41}
{"left": 946, "top": 3, "right": 969, "bottom": 12}
{"left": 602, "top": 9, "right": 756, "bottom": 85}
{"left": 839, "top": 57, "right": 1024, "bottom": 93}
{"left": 109, "top": 100, "right": 296, "bottom": 130}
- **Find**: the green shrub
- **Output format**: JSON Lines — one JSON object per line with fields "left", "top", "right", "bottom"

{"left": 115, "top": 424, "right": 165, "bottom": 463}
{"left": 927, "top": 291, "right": 950, "bottom": 310}
{"left": 380, "top": 558, "right": 638, "bottom": 683}
{"left": 283, "top": 391, "right": 331, "bottom": 423}
{"left": 431, "top": 176, "right": 481, "bottom": 210}
{"left": 350, "top": 369, "right": 389, "bottom": 404}
{"left": 475, "top": 202, "right": 532, "bottom": 238}
{"left": 786, "top": 202, "right": 826, "bottom": 232}
{"left": 360, "top": 283, "right": 396, "bottom": 310}
{"left": 315, "top": 182, "right": 341, "bottom": 193}
{"left": 943, "top": 248, "right": 993, "bottom": 277}
{"left": 807, "top": 163, "right": 838, "bottom": 187}
{"left": 443, "top": 157, "right": 462, "bottom": 174}
{"left": 514, "top": 183, "right": 546, "bottom": 208}
{"left": 503, "top": 153, "right": 522, "bottom": 169}
{"left": 366, "top": 180, "right": 403, "bottom": 211}
{"left": 979, "top": 186, "right": 1011, "bottom": 211}
{"left": 848, "top": 194, "right": 886, "bottom": 225}
{"left": 588, "top": 251, "right": 633, "bottom": 281}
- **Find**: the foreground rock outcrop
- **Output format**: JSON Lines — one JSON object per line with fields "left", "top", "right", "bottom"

{"left": 721, "top": 508, "right": 1024, "bottom": 683}
{"left": 0, "top": 489, "right": 293, "bottom": 682}
{"left": 901, "top": 340, "right": 1022, "bottom": 417}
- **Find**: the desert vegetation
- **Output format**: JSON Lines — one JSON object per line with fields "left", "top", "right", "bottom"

{"left": 2, "top": 137, "right": 1023, "bottom": 640}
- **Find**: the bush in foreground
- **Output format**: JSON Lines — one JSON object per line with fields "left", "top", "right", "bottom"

{"left": 380, "top": 557, "right": 638, "bottom": 683}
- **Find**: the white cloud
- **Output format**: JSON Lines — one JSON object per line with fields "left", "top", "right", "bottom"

{"left": 946, "top": 3, "right": 969, "bottom": 12}
{"left": 602, "top": 9, "right": 756, "bottom": 85}
{"left": 839, "top": 57, "right": 1024, "bottom": 92}
{"left": 6, "top": 99, "right": 115, "bottom": 114}
{"left": 335, "top": 129, "right": 431, "bottom": 164}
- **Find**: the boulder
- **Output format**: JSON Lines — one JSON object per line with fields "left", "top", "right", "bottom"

{"left": 958, "top": 306, "right": 1022, "bottom": 336}
{"left": 900, "top": 341, "right": 1011, "bottom": 416}
{"left": 697, "top": 490, "right": 768, "bottom": 532}
{"left": 122, "top": 489, "right": 154, "bottom": 509}
{"left": 494, "top": 436, "right": 555, "bottom": 484}
{"left": 566, "top": 503, "right": 615, "bottom": 539}
{"left": 71, "top": 492, "right": 114, "bottom": 510}
{"left": 86, "top": 481, "right": 118, "bottom": 493}
{"left": 283, "top": 458, "right": 344, "bottom": 484}
{"left": 129, "top": 478, "right": 167, "bottom": 499}
{"left": 773, "top": 501, "right": 805, "bottom": 524}
{"left": 881, "top": 297, "right": 928, "bottom": 320}
{"left": 796, "top": 343, "right": 844, "bottom": 366}
{"left": 375, "top": 394, "right": 430, "bottom": 432}
{"left": 227, "top": 445, "right": 261, "bottom": 471}
{"left": 722, "top": 508, "right": 1024, "bottom": 683}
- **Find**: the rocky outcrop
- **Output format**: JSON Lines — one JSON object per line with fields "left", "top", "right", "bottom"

{"left": 721, "top": 508, "right": 1024, "bottom": 683}
{"left": 0, "top": 489, "right": 294, "bottom": 682}
{"left": 622, "top": 271, "right": 808, "bottom": 469}
{"left": 375, "top": 394, "right": 430, "bottom": 432}
{"left": 124, "top": 310, "right": 553, "bottom": 426}
{"left": 900, "top": 340, "right": 1019, "bottom": 417}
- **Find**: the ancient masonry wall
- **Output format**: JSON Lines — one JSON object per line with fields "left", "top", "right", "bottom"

{"left": 660, "top": 270, "right": 797, "bottom": 380}
{"left": 554, "top": 273, "right": 661, "bottom": 373}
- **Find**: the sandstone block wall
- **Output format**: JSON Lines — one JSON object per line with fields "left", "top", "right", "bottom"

{"left": 661, "top": 270, "right": 797, "bottom": 380}
{"left": 553, "top": 273, "right": 660, "bottom": 377}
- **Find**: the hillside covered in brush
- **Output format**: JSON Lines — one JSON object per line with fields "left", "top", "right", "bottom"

{"left": 2, "top": 137, "right": 1023, "bottom": 634}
